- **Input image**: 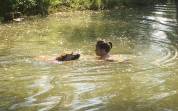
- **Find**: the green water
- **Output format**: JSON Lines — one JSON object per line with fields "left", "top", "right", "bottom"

{"left": 1, "top": 2, "right": 178, "bottom": 111}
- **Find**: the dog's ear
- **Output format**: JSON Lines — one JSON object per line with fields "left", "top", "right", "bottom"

{"left": 108, "top": 42, "right": 112, "bottom": 49}
{"left": 56, "top": 56, "right": 62, "bottom": 61}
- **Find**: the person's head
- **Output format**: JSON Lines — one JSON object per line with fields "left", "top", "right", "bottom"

{"left": 95, "top": 40, "right": 112, "bottom": 57}
{"left": 56, "top": 52, "right": 80, "bottom": 61}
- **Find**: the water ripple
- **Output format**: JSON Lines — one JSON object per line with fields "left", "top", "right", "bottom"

{"left": 9, "top": 76, "right": 61, "bottom": 111}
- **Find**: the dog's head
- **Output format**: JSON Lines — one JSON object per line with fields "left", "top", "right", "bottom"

{"left": 56, "top": 52, "right": 80, "bottom": 61}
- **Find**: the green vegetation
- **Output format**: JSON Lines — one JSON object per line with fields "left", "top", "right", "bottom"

{"left": 49, "top": 0, "right": 156, "bottom": 10}
{"left": 0, "top": 0, "right": 161, "bottom": 22}
{"left": 0, "top": 0, "right": 50, "bottom": 22}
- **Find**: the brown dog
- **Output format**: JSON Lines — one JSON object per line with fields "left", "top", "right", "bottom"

{"left": 55, "top": 52, "right": 80, "bottom": 61}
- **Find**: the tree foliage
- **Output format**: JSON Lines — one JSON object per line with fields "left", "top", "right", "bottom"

{"left": 0, "top": 0, "right": 159, "bottom": 22}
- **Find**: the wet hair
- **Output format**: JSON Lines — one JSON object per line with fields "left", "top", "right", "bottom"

{"left": 56, "top": 53, "right": 80, "bottom": 61}
{"left": 96, "top": 40, "right": 112, "bottom": 53}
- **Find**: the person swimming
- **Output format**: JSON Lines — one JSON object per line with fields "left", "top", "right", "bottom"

{"left": 95, "top": 40, "right": 113, "bottom": 61}
{"left": 95, "top": 40, "right": 134, "bottom": 62}
{"left": 35, "top": 39, "right": 131, "bottom": 63}
{"left": 34, "top": 52, "right": 80, "bottom": 63}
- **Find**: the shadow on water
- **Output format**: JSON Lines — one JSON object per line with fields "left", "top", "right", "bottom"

{"left": 176, "top": 0, "right": 178, "bottom": 18}
{"left": 175, "top": 0, "right": 178, "bottom": 36}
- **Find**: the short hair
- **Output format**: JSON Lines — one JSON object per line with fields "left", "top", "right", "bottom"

{"left": 96, "top": 40, "right": 112, "bottom": 53}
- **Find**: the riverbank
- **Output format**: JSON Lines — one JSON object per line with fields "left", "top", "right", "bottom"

{"left": 0, "top": 0, "right": 158, "bottom": 23}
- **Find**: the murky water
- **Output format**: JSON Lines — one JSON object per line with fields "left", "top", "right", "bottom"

{"left": 1, "top": 2, "right": 178, "bottom": 111}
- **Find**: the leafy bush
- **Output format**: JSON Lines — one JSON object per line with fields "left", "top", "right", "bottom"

{"left": 0, "top": 0, "right": 158, "bottom": 21}
{"left": 49, "top": 0, "right": 155, "bottom": 9}
{"left": 0, "top": 0, "right": 50, "bottom": 17}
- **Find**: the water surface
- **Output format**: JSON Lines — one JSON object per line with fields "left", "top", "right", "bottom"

{"left": 0, "top": 2, "right": 178, "bottom": 111}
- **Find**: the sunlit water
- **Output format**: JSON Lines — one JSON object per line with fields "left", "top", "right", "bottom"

{"left": 1, "top": 2, "right": 178, "bottom": 111}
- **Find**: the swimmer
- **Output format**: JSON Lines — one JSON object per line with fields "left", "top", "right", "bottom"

{"left": 34, "top": 52, "right": 80, "bottom": 63}
{"left": 95, "top": 40, "right": 113, "bottom": 61}
{"left": 95, "top": 40, "right": 131, "bottom": 62}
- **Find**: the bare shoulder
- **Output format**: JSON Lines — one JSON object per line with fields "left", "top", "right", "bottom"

{"left": 107, "top": 54, "right": 135, "bottom": 63}
{"left": 34, "top": 55, "right": 55, "bottom": 61}
{"left": 33, "top": 55, "right": 61, "bottom": 64}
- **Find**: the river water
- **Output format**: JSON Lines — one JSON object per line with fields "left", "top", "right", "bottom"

{"left": 0, "top": 2, "right": 178, "bottom": 111}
